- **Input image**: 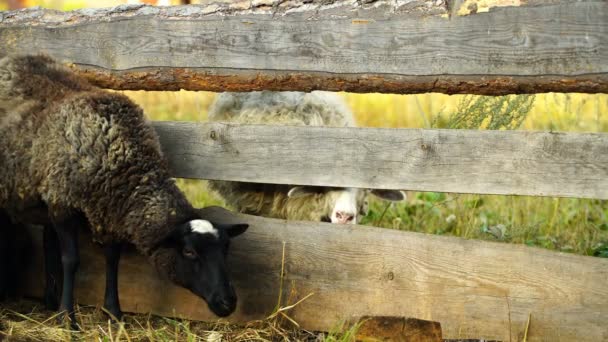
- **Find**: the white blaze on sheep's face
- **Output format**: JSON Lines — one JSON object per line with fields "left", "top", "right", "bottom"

{"left": 189, "top": 219, "right": 219, "bottom": 239}
{"left": 330, "top": 188, "right": 359, "bottom": 224}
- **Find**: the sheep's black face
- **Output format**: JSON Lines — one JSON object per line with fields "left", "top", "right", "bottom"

{"left": 160, "top": 219, "right": 248, "bottom": 317}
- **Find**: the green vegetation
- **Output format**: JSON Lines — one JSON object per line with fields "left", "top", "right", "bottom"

{"left": 363, "top": 193, "right": 607, "bottom": 257}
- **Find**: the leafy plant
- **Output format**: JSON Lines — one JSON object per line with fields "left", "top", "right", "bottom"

{"left": 436, "top": 94, "right": 535, "bottom": 130}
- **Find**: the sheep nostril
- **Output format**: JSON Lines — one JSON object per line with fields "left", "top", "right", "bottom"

{"left": 336, "top": 211, "right": 355, "bottom": 223}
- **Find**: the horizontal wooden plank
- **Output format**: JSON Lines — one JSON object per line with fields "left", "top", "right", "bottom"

{"left": 152, "top": 121, "right": 608, "bottom": 199}
{"left": 0, "top": 1, "right": 606, "bottom": 94}
{"left": 20, "top": 207, "right": 608, "bottom": 341}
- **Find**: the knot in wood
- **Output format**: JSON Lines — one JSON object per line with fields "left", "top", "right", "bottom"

{"left": 210, "top": 130, "right": 217, "bottom": 140}
{"left": 387, "top": 271, "right": 394, "bottom": 280}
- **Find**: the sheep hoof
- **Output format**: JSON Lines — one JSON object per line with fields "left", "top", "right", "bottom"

{"left": 102, "top": 306, "right": 123, "bottom": 322}
{"left": 56, "top": 311, "right": 80, "bottom": 331}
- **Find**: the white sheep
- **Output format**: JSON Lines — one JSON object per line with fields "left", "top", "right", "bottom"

{"left": 207, "top": 91, "right": 405, "bottom": 224}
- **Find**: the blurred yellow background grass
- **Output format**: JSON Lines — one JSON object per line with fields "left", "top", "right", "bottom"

{"left": 123, "top": 90, "right": 608, "bottom": 132}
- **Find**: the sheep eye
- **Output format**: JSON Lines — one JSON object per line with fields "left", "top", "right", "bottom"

{"left": 182, "top": 247, "right": 197, "bottom": 259}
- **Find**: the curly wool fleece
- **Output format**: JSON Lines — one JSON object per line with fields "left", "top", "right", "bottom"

{"left": 0, "top": 55, "right": 199, "bottom": 276}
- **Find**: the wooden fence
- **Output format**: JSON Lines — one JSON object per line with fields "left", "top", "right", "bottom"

{"left": 153, "top": 122, "right": 608, "bottom": 199}
{"left": 1, "top": 1, "right": 607, "bottom": 95}
{"left": 2, "top": 1, "right": 607, "bottom": 341}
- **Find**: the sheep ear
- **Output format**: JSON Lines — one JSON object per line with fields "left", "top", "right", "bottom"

{"left": 370, "top": 189, "right": 406, "bottom": 202}
{"left": 287, "top": 186, "right": 318, "bottom": 198}
{"left": 227, "top": 223, "right": 249, "bottom": 238}
{"left": 213, "top": 222, "right": 249, "bottom": 238}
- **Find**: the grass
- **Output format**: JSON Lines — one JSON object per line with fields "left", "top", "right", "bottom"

{"left": 0, "top": 299, "right": 336, "bottom": 341}
{"left": 362, "top": 193, "right": 608, "bottom": 257}
{"left": 122, "top": 90, "right": 608, "bottom": 258}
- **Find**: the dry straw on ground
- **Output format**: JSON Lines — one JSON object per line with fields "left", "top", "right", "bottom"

{"left": 0, "top": 299, "right": 322, "bottom": 341}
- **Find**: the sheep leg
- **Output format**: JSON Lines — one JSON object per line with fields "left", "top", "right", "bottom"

{"left": 103, "top": 243, "right": 123, "bottom": 321}
{"left": 54, "top": 218, "right": 80, "bottom": 330}
{"left": 43, "top": 224, "right": 62, "bottom": 310}
{"left": 0, "top": 211, "right": 10, "bottom": 301}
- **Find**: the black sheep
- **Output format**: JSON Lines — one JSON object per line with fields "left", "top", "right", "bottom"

{"left": 0, "top": 55, "right": 248, "bottom": 326}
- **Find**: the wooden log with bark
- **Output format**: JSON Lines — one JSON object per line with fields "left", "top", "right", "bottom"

{"left": 1, "top": 0, "right": 606, "bottom": 94}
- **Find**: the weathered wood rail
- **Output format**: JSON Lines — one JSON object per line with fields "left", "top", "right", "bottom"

{"left": 152, "top": 121, "right": 608, "bottom": 199}
{"left": 1, "top": 0, "right": 607, "bottom": 95}
{"left": 20, "top": 207, "right": 608, "bottom": 342}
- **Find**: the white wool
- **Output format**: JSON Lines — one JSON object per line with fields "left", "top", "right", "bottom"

{"left": 331, "top": 188, "right": 359, "bottom": 224}
{"left": 189, "top": 219, "right": 218, "bottom": 238}
{"left": 207, "top": 91, "right": 356, "bottom": 127}
{"left": 207, "top": 91, "right": 404, "bottom": 224}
